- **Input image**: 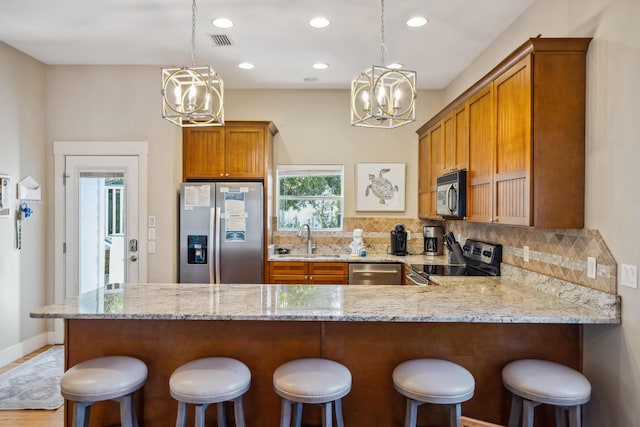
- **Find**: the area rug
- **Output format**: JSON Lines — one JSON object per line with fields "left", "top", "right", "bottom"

{"left": 0, "top": 346, "right": 64, "bottom": 410}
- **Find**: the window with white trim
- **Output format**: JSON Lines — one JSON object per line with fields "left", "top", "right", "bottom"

{"left": 276, "top": 165, "right": 344, "bottom": 231}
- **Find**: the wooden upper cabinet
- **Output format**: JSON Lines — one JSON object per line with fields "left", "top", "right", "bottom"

{"left": 417, "top": 133, "right": 430, "bottom": 219}
{"left": 224, "top": 125, "right": 265, "bottom": 178}
{"left": 467, "top": 84, "right": 494, "bottom": 223}
{"left": 183, "top": 121, "right": 276, "bottom": 181}
{"left": 416, "top": 38, "right": 590, "bottom": 228}
{"left": 183, "top": 127, "right": 225, "bottom": 179}
{"left": 494, "top": 55, "right": 531, "bottom": 226}
{"left": 453, "top": 103, "right": 469, "bottom": 171}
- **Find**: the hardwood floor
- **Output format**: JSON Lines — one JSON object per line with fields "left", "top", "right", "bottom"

{"left": 0, "top": 346, "right": 64, "bottom": 427}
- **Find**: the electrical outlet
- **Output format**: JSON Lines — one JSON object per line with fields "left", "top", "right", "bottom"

{"left": 621, "top": 264, "right": 638, "bottom": 288}
{"left": 523, "top": 246, "right": 530, "bottom": 263}
{"left": 406, "top": 230, "right": 412, "bottom": 240}
{"left": 587, "top": 257, "right": 597, "bottom": 279}
{"left": 148, "top": 241, "right": 156, "bottom": 254}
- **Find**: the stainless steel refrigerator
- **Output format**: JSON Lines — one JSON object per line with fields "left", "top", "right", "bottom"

{"left": 179, "top": 182, "right": 263, "bottom": 283}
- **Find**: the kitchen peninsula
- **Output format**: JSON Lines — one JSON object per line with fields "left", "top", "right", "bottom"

{"left": 32, "top": 275, "right": 618, "bottom": 427}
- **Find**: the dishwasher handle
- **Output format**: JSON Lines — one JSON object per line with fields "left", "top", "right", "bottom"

{"left": 348, "top": 263, "right": 402, "bottom": 285}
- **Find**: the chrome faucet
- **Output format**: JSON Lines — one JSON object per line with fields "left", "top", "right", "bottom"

{"left": 297, "top": 224, "right": 313, "bottom": 254}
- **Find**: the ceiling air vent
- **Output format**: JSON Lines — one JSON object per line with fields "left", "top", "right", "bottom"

{"left": 210, "top": 34, "right": 234, "bottom": 47}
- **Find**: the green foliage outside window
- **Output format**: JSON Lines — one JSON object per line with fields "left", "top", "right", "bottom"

{"left": 277, "top": 166, "right": 343, "bottom": 230}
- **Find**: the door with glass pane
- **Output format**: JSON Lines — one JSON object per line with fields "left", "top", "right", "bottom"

{"left": 65, "top": 156, "right": 139, "bottom": 298}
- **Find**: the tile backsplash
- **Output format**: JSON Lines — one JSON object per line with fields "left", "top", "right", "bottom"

{"left": 271, "top": 217, "right": 617, "bottom": 294}
{"left": 446, "top": 221, "right": 616, "bottom": 294}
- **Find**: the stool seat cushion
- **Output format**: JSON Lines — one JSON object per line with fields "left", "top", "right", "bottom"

{"left": 502, "top": 359, "right": 591, "bottom": 406}
{"left": 60, "top": 356, "right": 148, "bottom": 402}
{"left": 170, "top": 357, "right": 251, "bottom": 405}
{"left": 393, "top": 359, "right": 475, "bottom": 405}
{"left": 273, "top": 358, "right": 352, "bottom": 404}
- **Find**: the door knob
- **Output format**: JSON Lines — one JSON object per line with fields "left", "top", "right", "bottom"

{"left": 129, "top": 255, "right": 138, "bottom": 262}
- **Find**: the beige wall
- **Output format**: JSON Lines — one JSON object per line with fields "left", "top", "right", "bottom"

{"left": 0, "top": 42, "right": 47, "bottom": 355}
{"left": 444, "top": 0, "right": 639, "bottom": 425}
{"left": 44, "top": 67, "right": 443, "bottom": 283}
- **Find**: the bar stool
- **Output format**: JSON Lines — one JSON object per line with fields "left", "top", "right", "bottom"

{"left": 502, "top": 359, "right": 591, "bottom": 427}
{"left": 170, "top": 357, "right": 251, "bottom": 427}
{"left": 60, "top": 355, "right": 148, "bottom": 427}
{"left": 273, "top": 358, "right": 352, "bottom": 427}
{"left": 393, "top": 359, "right": 475, "bottom": 427}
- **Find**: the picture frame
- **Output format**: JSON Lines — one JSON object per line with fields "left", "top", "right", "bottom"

{"left": 356, "top": 162, "right": 405, "bottom": 211}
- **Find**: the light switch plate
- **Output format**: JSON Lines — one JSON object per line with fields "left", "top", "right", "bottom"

{"left": 523, "top": 246, "right": 530, "bottom": 263}
{"left": 148, "top": 216, "right": 156, "bottom": 227}
{"left": 587, "top": 257, "right": 597, "bottom": 279}
{"left": 148, "top": 228, "right": 156, "bottom": 240}
{"left": 148, "top": 241, "right": 156, "bottom": 254}
{"left": 621, "top": 264, "right": 638, "bottom": 288}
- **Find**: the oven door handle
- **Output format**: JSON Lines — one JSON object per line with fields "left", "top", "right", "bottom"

{"left": 407, "top": 272, "right": 430, "bottom": 286}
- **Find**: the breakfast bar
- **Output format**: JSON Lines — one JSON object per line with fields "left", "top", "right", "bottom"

{"left": 32, "top": 278, "right": 619, "bottom": 427}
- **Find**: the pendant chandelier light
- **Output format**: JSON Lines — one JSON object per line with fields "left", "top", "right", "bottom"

{"left": 161, "top": 0, "right": 224, "bottom": 127}
{"left": 350, "top": 0, "right": 417, "bottom": 128}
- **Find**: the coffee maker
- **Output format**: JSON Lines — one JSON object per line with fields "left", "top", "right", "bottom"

{"left": 423, "top": 226, "right": 444, "bottom": 255}
{"left": 390, "top": 224, "right": 407, "bottom": 256}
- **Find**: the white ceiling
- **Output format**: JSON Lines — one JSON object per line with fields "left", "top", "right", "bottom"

{"left": 0, "top": 0, "right": 534, "bottom": 89}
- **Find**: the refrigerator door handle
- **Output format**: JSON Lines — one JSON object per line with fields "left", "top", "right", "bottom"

{"left": 208, "top": 207, "right": 215, "bottom": 284}
{"left": 214, "top": 206, "right": 222, "bottom": 284}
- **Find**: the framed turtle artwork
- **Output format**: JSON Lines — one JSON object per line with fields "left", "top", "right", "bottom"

{"left": 355, "top": 162, "right": 406, "bottom": 211}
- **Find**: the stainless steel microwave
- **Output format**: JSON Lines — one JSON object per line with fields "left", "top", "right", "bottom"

{"left": 436, "top": 170, "right": 466, "bottom": 218}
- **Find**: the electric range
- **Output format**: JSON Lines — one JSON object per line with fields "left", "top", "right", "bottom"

{"left": 407, "top": 238, "right": 502, "bottom": 286}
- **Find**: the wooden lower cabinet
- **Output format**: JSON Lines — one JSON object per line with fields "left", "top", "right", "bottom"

{"left": 269, "top": 261, "right": 349, "bottom": 284}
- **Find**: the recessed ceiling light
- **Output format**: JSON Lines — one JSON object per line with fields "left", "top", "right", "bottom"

{"left": 238, "top": 62, "right": 254, "bottom": 70}
{"left": 387, "top": 63, "right": 403, "bottom": 69}
{"left": 406, "top": 16, "right": 428, "bottom": 27}
{"left": 309, "top": 17, "right": 330, "bottom": 28}
{"left": 213, "top": 18, "right": 234, "bottom": 29}
{"left": 312, "top": 63, "right": 329, "bottom": 70}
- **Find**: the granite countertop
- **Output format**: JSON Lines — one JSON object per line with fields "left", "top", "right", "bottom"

{"left": 268, "top": 253, "right": 446, "bottom": 264}
{"left": 30, "top": 276, "right": 620, "bottom": 324}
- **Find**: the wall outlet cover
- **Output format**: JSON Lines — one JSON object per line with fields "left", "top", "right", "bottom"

{"left": 621, "top": 264, "right": 638, "bottom": 288}
{"left": 523, "top": 246, "right": 530, "bottom": 263}
{"left": 587, "top": 257, "right": 597, "bottom": 279}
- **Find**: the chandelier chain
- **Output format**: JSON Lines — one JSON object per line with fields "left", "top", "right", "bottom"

{"left": 380, "top": 0, "right": 385, "bottom": 65}
{"left": 191, "top": 0, "right": 197, "bottom": 66}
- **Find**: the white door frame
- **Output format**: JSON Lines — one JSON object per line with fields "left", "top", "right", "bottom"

{"left": 53, "top": 141, "right": 148, "bottom": 343}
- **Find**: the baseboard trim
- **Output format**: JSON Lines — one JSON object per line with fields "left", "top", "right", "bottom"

{"left": 0, "top": 333, "right": 50, "bottom": 368}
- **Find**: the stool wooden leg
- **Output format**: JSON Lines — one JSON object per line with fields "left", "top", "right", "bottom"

{"left": 335, "top": 398, "right": 345, "bottom": 427}
{"left": 233, "top": 396, "right": 246, "bottom": 427}
{"left": 217, "top": 402, "right": 227, "bottom": 427}
{"left": 568, "top": 406, "right": 581, "bottom": 427}
{"left": 449, "top": 403, "right": 461, "bottom": 427}
{"left": 72, "top": 401, "right": 91, "bottom": 427}
{"left": 321, "top": 401, "right": 333, "bottom": 427}
{"left": 117, "top": 394, "right": 135, "bottom": 427}
{"left": 404, "top": 399, "right": 419, "bottom": 427}
{"left": 292, "top": 402, "right": 303, "bottom": 427}
{"left": 522, "top": 400, "right": 535, "bottom": 427}
{"left": 280, "top": 399, "right": 292, "bottom": 427}
{"left": 195, "top": 403, "right": 209, "bottom": 427}
{"left": 555, "top": 406, "right": 566, "bottom": 427}
{"left": 508, "top": 394, "right": 522, "bottom": 427}
{"left": 175, "top": 401, "right": 188, "bottom": 427}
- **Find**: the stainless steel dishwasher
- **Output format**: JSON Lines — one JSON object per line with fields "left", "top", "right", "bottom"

{"left": 348, "top": 263, "right": 402, "bottom": 285}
